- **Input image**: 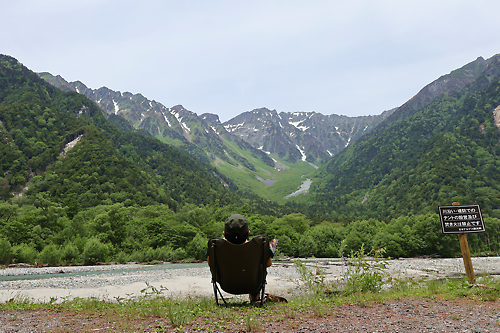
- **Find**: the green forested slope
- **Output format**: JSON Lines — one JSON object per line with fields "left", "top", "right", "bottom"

{"left": 0, "top": 54, "right": 236, "bottom": 209}
{"left": 311, "top": 54, "right": 500, "bottom": 218}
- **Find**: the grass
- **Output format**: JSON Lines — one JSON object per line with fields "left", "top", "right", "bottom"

{"left": 1, "top": 278, "right": 499, "bottom": 331}
{"left": 2, "top": 257, "right": 500, "bottom": 332}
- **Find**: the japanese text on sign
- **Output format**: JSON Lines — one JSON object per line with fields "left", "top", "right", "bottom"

{"left": 438, "top": 204, "right": 486, "bottom": 234}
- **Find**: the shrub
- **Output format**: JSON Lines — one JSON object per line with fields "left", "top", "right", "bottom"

{"left": 129, "top": 250, "right": 145, "bottom": 263}
{"left": 298, "top": 235, "right": 317, "bottom": 257}
{"left": 293, "top": 243, "right": 387, "bottom": 296}
{"left": 186, "top": 234, "right": 207, "bottom": 261}
{"left": 39, "top": 244, "right": 61, "bottom": 266}
{"left": 143, "top": 247, "right": 155, "bottom": 262}
{"left": 154, "top": 246, "right": 176, "bottom": 262}
{"left": 12, "top": 244, "right": 38, "bottom": 264}
{"left": 0, "top": 238, "right": 13, "bottom": 264}
{"left": 293, "top": 259, "right": 326, "bottom": 294}
{"left": 338, "top": 244, "right": 386, "bottom": 295}
{"left": 173, "top": 248, "right": 187, "bottom": 262}
{"left": 61, "top": 243, "right": 80, "bottom": 264}
{"left": 115, "top": 251, "right": 129, "bottom": 264}
{"left": 83, "top": 237, "right": 109, "bottom": 264}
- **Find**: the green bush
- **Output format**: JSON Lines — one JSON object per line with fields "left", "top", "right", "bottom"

{"left": 274, "top": 235, "right": 294, "bottom": 257}
{"left": 172, "top": 248, "right": 187, "bottom": 262}
{"left": 39, "top": 244, "right": 61, "bottom": 266}
{"left": 129, "top": 250, "right": 145, "bottom": 263}
{"left": 115, "top": 251, "right": 129, "bottom": 264}
{"left": 186, "top": 234, "right": 207, "bottom": 261}
{"left": 154, "top": 246, "right": 176, "bottom": 262}
{"left": 83, "top": 237, "right": 109, "bottom": 264}
{"left": 12, "top": 244, "right": 38, "bottom": 264}
{"left": 61, "top": 243, "right": 80, "bottom": 264}
{"left": 143, "top": 247, "right": 156, "bottom": 262}
{"left": 293, "top": 259, "right": 326, "bottom": 294}
{"left": 298, "top": 235, "right": 317, "bottom": 257}
{"left": 0, "top": 238, "right": 13, "bottom": 264}
{"left": 338, "top": 244, "right": 386, "bottom": 295}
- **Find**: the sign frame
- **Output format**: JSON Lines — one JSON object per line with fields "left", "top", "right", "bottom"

{"left": 438, "top": 204, "right": 486, "bottom": 234}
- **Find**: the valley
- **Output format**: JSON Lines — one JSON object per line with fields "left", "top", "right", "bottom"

{"left": 2, "top": 52, "right": 500, "bottom": 267}
{"left": 37, "top": 72, "right": 391, "bottom": 202}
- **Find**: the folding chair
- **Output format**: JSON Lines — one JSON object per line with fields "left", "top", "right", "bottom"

{"left": 207, "top": 235, "right": 269, "bottom": 306}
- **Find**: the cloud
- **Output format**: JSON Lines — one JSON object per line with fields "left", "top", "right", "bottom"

{"left": 2, "top": 0, "right": 500, "bottom": 121}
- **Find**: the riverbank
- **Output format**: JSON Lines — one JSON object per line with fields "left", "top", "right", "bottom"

{"left": 0, "top": 262, "right": 300, "bottom": 303}
{"left": 1, "top": 257, "right": 500, "bottom": 303}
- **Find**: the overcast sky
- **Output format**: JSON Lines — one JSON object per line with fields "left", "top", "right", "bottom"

{"left": 3, "top": 1, "right": 500, "bottom": 122}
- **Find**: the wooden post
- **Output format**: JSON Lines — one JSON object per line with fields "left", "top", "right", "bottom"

{"left": 453, "top": 202, "right": 476, "bottom": 284}
{"left": 458, "top": 234, "right": 476, "bottom": 284}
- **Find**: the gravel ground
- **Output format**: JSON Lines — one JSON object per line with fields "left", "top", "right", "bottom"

{"left": 1, "top": 257, "right": 500, "bottom": 301}
{"left": 1, "top": 257, "right": 500, "bottom": 332}
{"left": 0, "top": 261, "right": 301, "bottom": 303}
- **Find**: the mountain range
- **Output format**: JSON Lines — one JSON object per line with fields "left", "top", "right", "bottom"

{"left": 39, "top": 56, "right": 493, "bottom": 170}
{"left": 4, "top": 52, "right": 500, "bottom": 221}
{"left": 37, "top": 55, "right": 499, "bottom": 208}
{"left": 37, "top": 73, "right": 393, "bottom": 165}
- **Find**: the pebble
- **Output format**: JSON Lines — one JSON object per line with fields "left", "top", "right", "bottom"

{"left": 1, "top": 257, "right": 499, "bottom": 293}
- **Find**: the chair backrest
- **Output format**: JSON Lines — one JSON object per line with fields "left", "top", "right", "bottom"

{"left": 207, "top": 235, "right": 269, "bottom": 295}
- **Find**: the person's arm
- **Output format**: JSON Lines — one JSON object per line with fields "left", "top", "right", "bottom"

{"left": 267, "top": 239, "right": 278, "bottom": 267}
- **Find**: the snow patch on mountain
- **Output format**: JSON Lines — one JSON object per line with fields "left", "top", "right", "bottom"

{"left": 224, "top": 122, "right": 245, "bottom": 132}
{"left": 163, "top": 114, "right": 171, "bottom": 127}
{"left": 296, "top": 145, "right": 307, "bottom": 161}
{"left": 113, "top": 99, "right": 119, "bottom": 115}
{"left": 172, "top": 110, "right": 191, "bottom": 133}
{"left": 345, "top": 137, "right": 352, "bottom": 147}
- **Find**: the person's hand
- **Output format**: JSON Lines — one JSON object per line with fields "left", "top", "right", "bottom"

{"left": 269, "top": 239, "right": 278, "bottom": 254}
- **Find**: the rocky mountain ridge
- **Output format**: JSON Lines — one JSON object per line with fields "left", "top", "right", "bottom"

{"left": 38, "top": 73, "right": 392, "bottom": 165}
{"left": 38, "top": 54, "right": 497, "bottom": 188}
{"left": 222, "top": 108, "right": 395, "bottom": 163}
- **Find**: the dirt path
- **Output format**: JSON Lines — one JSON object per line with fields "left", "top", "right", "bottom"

{"left": 1, "top": 297, "right": 499, "bottom": 332}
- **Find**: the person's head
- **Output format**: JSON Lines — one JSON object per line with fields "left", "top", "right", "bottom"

{"left": 223, "top": 214, "right": 250, "bottom": 244}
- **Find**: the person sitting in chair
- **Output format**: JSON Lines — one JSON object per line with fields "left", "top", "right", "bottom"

{"left": 207, "top": 214, "right": 285, "bottom": 304}
{"left": 207, "top": 214, "right": 278, "bottom": 267}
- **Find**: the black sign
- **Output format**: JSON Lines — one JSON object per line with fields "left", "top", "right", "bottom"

{"left": 438, "top": 204, "right": 486, "bottom": 234}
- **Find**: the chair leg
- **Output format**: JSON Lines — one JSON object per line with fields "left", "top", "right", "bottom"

{"left": 213, "top": 282, "right": 219, "bottom": 306}
{"left": 213, "top": 282, "right": 227, "bottom": 306}
{"left": 260, "top": 282, "right": 266, "bottom": 306}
